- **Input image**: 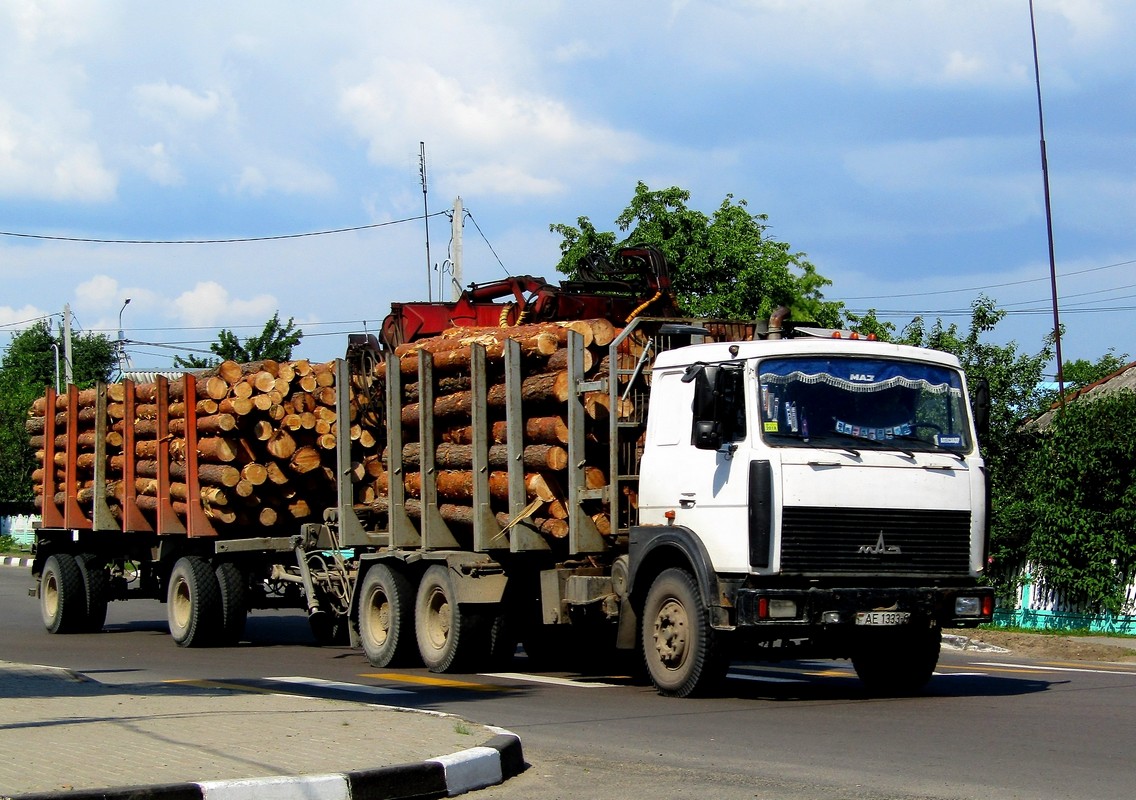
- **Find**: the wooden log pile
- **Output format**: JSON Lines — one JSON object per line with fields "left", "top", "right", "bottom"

{"left": 28, "top": 358, "right": 353, "bottom": 533}
{"left": 364, "top": 319, "right": 626, "bottom": 544}
{"left": 28, "top": 316, "right": 639, "bottom": 548}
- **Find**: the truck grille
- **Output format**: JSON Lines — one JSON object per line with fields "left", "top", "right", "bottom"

{"left": 779, "top": 507, "right": 972, "bottom": 575}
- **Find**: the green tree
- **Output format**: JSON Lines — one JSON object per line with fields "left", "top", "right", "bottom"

{"left": 0, "top": 321, "right": 116, "bottom": 507}
{"left": 1011, "top": 392, "right": 1136, "bottom": 612}
{"left": 551, "top": 182, "right": 844, "bottom": 326}
{"left": 174, "top": 312, "right": 303, "bottom": 369}
{"left": 895, "top": 296, "right": 1053, "bottom": 595}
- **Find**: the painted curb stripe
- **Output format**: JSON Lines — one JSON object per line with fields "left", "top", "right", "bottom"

{"left": 5, "top": 733, "right": 523, "bottom": 800}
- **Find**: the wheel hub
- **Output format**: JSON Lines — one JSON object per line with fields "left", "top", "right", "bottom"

{"left": 652, "top": 599, "right": 688, "bottom": 669}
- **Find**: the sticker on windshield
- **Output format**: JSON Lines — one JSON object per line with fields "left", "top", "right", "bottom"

{"left": 935, "top": 434, "right": 964, "bottom": 447}
{"left": 836, "top": 420, "right": 912, "bottom": 440}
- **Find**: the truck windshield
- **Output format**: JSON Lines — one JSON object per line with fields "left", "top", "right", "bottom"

{"left": 757, "top": 356, "right": 972, "bottom": 453}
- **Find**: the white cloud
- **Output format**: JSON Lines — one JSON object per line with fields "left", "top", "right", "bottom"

{"left": 137, "top": 142, "right": 183, "bottom": 186}
{"left": 0, "top": 303, "right": 50, "bottom": 331}
{"left": 340, "top": 60, "right": 645, "bottom": 197}
{"left": 172, "top": 281, "right": 278, "bottom": 328}
{"left": 234, "top": 160, "right": 336, "bottom": 197}
{"left": 0, "top": 102, "right": 117, "bottom": 201}
{"left": 134, "top": 81, "right": 223, "bottom": 123}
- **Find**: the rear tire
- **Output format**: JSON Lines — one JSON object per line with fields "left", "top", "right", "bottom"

{"left": 641, "top": 568, "right": 728, "bottom": 697}
{"left": 40, "top": 554, "right": 85, "bottom": 634}
{"left": 415, "top": 564, "right": 481, "bottom": 672}
{"left": 214, "top": 562, "right": 247, "bottom": 645}
{"left": 167, "top": 556, "right": 222, "bottom": 647}
{"left": 359, "top": 563, "right": 418, "bottom": 667}
{"left": 76, "top": 554, "right": 109, "bottom": 633}
{"left": 852, "top": 626, "right": 942, "bottom": 695}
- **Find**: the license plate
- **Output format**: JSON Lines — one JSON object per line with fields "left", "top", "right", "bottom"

{"left": 855, "top": 611, "right": 910, "bottom": 626}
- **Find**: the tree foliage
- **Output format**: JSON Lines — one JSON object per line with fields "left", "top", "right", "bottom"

{"left": 551, "top": 182, "right": 844, "bottom": 326}
{"left": 0, "top": 321, "right": 116, "bottom": 507}
{"left": 1007, "top": 393, "right": 1136, "bottom": 612}
{"left": 174, "top": 312, "right": 303, "bottom": 369}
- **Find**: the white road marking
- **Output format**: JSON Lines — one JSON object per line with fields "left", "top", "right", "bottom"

{"left": 481, "top": 672, "right": 623, "bottom": 688}
{"left": 973, "top": 662, "right": 1136, "bottom": 677}
{"left": 264, "top": 676, "right": 414, "bottom": 695}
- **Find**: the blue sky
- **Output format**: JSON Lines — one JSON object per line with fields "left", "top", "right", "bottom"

{"left": 1, "top": 1, "right": 1133, "bottom": 374}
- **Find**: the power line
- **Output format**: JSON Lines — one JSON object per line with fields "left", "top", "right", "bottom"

{"left": 0, "top": 212, "right": 448, "bottom": 245}
{"left": 839, "top": 258, "right": 1136, "bottom": 301}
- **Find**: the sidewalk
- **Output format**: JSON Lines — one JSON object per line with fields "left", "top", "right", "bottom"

{"left": 0, "top": 660, "right": 523, "bottom": 800}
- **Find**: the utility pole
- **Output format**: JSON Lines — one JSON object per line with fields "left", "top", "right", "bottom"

{"left": 62, "top": 303, "right": 73, "bottom": 387}
{"left": 451, "top": 196, "right": 464, "bottom": 301}
{"left": 1029, "top": 0, "right": 1066, "bottom": 407}
{"left": 419, "top": 142, "right": 433, "bottom": 302}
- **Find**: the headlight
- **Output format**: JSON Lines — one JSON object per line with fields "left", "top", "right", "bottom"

{"left": 768, "top": 598, "right": 798, "bottom": 619}
{"left": 954, "top": 596, "right": 982, "bottom": 616}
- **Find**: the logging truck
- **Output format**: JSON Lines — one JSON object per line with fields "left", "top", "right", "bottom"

{"left": 28, "top": 308, "right": 995, "bottom": 697}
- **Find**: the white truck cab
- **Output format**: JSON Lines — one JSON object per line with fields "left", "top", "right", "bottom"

{"left": 629, "top": 333, "right": 994, "bottom": 696}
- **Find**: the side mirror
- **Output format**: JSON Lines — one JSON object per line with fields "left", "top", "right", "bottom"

{"left": 693, "top": 420, "right": 723, "bottom": 451}
{"left": 971, "top": 377, "right": 990, "bottom": 438}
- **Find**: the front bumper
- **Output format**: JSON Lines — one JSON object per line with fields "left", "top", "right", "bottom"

{"left": 731, "top": 584, "right": 995, "bottom": 629}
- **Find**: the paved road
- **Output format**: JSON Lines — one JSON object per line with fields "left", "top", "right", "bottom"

{"left": 4, "top": 567, "right": 1136, "bottom": 799}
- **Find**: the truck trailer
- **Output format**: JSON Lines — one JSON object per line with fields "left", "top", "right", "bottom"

{"left": 28, "top": 264, "right": 994, "bottom": 697}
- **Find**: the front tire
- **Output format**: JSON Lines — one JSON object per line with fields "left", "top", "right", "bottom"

{"left": 167, "top": 556, "right": 222, "bottom": 647}
{"left": 40, "top": 554, "right": 85, "bottom": 634}
{"left": 360, "top": 563, "right": 418, "bottom": 667}
{"left": 641, "top": 568, "right": 728, "bottom": 697}
{"left": 852, "top": 626, "right": 942, "bottom": 695}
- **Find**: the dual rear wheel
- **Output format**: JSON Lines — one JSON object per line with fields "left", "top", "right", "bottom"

{"left": 167, "top": 556, "right": 247, "bottom": 647}
{"left": 39, "top": 553, "right": 108, "bottom": 635}
{"left": 359, "top": 562, "right": 491, "bottom": 672}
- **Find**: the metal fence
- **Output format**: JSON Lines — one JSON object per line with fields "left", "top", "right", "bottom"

{"left": 995, "top": 562, "right": 1136, "bottom": 634}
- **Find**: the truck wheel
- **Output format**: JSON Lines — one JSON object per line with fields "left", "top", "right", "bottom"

{"left": 40, "top": 554, "right": 85, "bottom": 634}
{"left": 214, "top": 562, "right": 247, "bottom": 645}
{"left": 76, "top": 554, "right": 109, "bottom": 633}
{"left": 852, "top": 626, "right": 942, "bottom": 695}
{"left": 415, "top": 564, "right": 480, "bottom": 672}
{"left": 167, "top": 556, "right": 222, "bottom": 647}
{"left": 641, "top": 568, "right": 727, "bottom": 697}
{"left": 359, "top": 563, "right": 418, "bottom": 667}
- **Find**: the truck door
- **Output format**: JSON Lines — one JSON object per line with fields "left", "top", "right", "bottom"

{"left": 639, "top": 361, "right": 754, "bottom": 574}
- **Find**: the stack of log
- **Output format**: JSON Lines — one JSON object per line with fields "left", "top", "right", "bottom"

{"left": 28, "top": 359, "right": 351, "bottom": 532}
{"left": 367, "top": 318, "right": 625, "bottom": 542}
{"left": 28, "top": 317, "right": 634, "bottom": 546}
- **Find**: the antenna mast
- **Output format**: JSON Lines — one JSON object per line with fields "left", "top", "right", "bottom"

{"left": 419, "top": 142, "right": 432, "bottom": 302}
{"left": 1029, "top": 0, "right": 1066, "bottom": 406}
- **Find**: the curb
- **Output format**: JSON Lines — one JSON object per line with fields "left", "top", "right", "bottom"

{"left": 6, "top": 730, "right": 524, "bottom": 800}
{"left": 1, "top": 556, "right": 33, "bottom": 568}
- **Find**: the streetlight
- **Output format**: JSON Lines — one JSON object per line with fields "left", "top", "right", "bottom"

{"left": 117, "top": 298, "right": 131, "bottom": 373}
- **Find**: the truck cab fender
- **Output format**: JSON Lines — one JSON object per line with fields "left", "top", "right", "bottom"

{"left": 625, "top": 524, "right": 723, "bottom": 618}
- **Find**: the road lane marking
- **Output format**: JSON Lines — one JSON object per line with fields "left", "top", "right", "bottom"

{"left": 166, "top": 678, "right": 283, "bottom": 694}
{"left": 265, "top": 676, "right": 413, "bottom": 696}
{"left": 482, "top": 672, "right": 623, "bottom": 688}
{"left": 360, "top": 672, "right": 510, "bottom": 692}
{"left": 728, "top": 672, "right": 807, "bottom": 684}
{"left": 973, "top": 662, "right": 1136, "bottom": 677}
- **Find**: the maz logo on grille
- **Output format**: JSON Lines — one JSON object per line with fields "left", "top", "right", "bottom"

{"left": 858, "top": 532, "right": 902, "bottom": 555}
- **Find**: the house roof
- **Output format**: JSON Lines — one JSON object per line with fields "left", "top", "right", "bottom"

{"left": 1028, "top": 360, "right": 1136, "bottom": 430}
